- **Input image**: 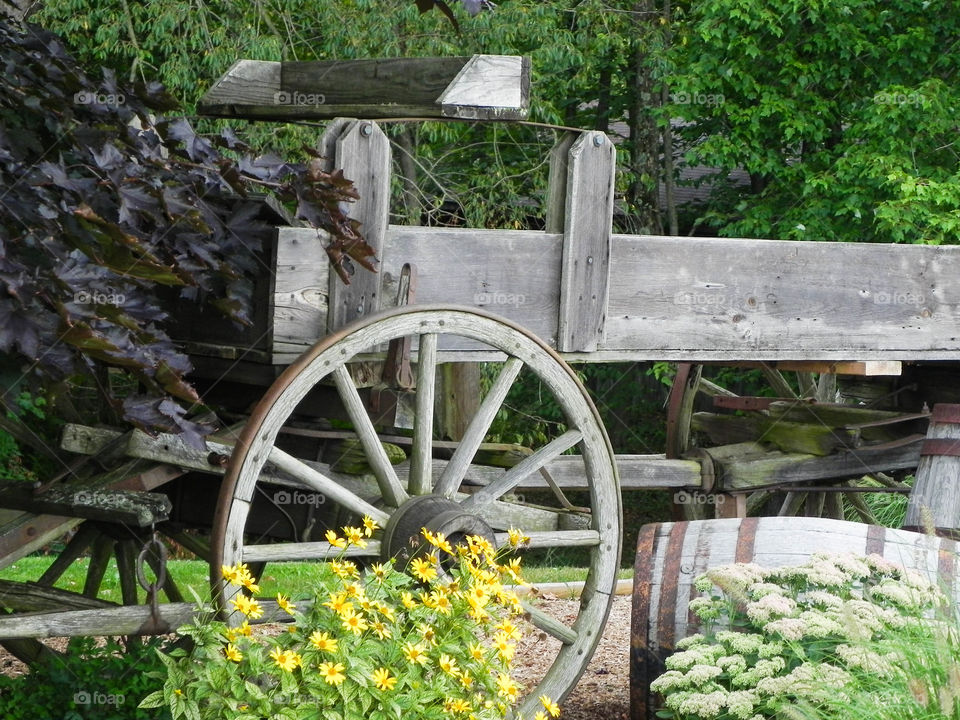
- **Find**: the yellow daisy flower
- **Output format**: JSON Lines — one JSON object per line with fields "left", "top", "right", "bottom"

{"left": 372, "top": 620, "right": 392, "bottom": 639}
{"left": 403, "top": 642, "right": 429, "bottom": 666}
{"left": 309, "top": 630, "right": 338, "bottom": 652}
{"left": 496, "top": 619, "right": 522, "bottom": 641}
{"left": 237, "top": 620, "right": 252, "bottom": 637}
{"left": 401, "top": 591, "right": 418, "bottom": 609}
{"left": 362, "top": 515, "right": 380, "bottom": 536}
{"left": 220, "top": 564, "right": 242, "bottom": 586}
{"left": 438, "top": 653, "right": 460, "bottom": 677}
{"left": 330, "top": 560, "right": 358, "bottom": 579}
{"left": 230, "top": 593, "right": 264, "bottom": 619}
{"left": 469, "top": 642, "right": 486, "bottom": 662}
{"left": 370, "top": 562, "right": 389, "bottom": 582}
{"left": 276, "top": 593, "right": 296, "bottom": 615}
{"left": 340, "top": 608, "right": 368, "bottom": 636}
{"left": 496, "top": 673, "right": 519, "bottom": 703}
{"left": 224, "top": 643, "right": 242, "bottom": 662}
{"left": 325, "top": 529, "right": 347, "bottom": 548}
{"left": 375, "top": 601, "right": 396, "bottom": 621}
{"left": 318, "top": 661, "right": 346, "bottom": 685}
{"left": 269, "top": 648, "right": 301, "bottom": 672}
{"left": 343, "top": 526, "right": 367, "bottom": 548}
{"left": 432, "top": 591, "right": 452, "bottom": 615}
{"left": 323, "top": 593, "right": 353, "bottom": 615}
{"left": 507, "top": 527, "right": 530, "bottom": 547}
{"left": 410, "top": 557, "right": 438, "bottom": 583}
{"left": 372, "top": 667, "right": 396, "bottom": 691}
{"left": 419, "top": 623, "right": 437, "bottom": 645}
{"left": 540, "top": 695, "right": 561, "bottom": 717}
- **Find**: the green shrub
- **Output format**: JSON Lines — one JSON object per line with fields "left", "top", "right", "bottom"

{"left": 0, "top": 635, "right": 173, "bottom": 720}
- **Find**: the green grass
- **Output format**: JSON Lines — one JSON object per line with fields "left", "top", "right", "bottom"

{"left": 0, "top": 557, "right": 633, "bottom": 604}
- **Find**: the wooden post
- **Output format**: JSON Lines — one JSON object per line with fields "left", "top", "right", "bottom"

{"left": 438, "top": 363, "right": 482, "bottom": 441}
{"left": 548, "top": 131, "right": 615, "bottom": 352}
{"left": 325, "top": 120, "right": 391, "bottom": 331}
{"left": 904, "top": 403, "right": 960, "bottom": 537}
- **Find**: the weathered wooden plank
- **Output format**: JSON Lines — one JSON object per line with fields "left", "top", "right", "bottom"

{"left": 0, "top": 580, "right": 116, "bottom": 612}
{"left": 732, "top": 360, "right": 903, "bottom": 376}
{"left": 603, "top": 234, "right": 960, "bottom": 360}
{"left": 327, "top": 121, "right": 390, "bottom": 330}
{"left": 263, "top": 227, "right": 960, "bottom": 361}
{"left": 555, "top": 132, "right": 615, "bottom": 352}
{"left": 272, "top": 227, "right": 331, "bottom": 348}
{"left": 691, "top": 412, "right": 862, "bottom": 456}
{"left": 384, "top": 226, "right": 563, "bottom": 348}
{"left": 200, "top": 56, "right": 529, "bottom": 121}
{"left": 0, "top": 481, "right": 171, "bottom": 527}
{"left": 435, "top": 55, "right": 530, "bottom": 120}
{"left": 905, "top": 404, "right": 960, "bottom": 534}
{"left": 716, "top": 435, "right": 924, "bottom": 490}
{"left": 0, "top": 513, "right": 80, "bottom": 572}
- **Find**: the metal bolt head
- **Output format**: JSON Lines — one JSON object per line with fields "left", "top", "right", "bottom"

{"left": 587, "top": 256, "right": 594, "bottom": 264}
{"left": 360, "top": 123, "right": 373, "bottom": 137}
{"left": 592, "top": 134, "right": 604, "bottom": 146}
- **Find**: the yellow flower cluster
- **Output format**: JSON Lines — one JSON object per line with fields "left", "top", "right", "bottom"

{"left": 203, "top": 519, "right": 554, "bottom": 720}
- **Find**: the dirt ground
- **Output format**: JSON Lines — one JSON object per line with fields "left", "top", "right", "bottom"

{"left": 0, "top": 595, "right": 632, "bottom": 719}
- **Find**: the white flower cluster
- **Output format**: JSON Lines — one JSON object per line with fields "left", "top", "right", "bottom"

{"left": 650, "top": 552, "right": 949, "bottom": 720}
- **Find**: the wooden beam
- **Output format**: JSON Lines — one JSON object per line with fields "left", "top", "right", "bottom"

{"left": 0, "top": 480, "right": 171, "bottom": 527}
{"left": 729, "top": 360, "right": 902, "bottom": 376}
{"left": 0, "top": 580, "right": 115, "bottom": 614}
{"left": 327, "top": 121, "right": 391, "bottom": 329}
{"left": 199, "top": 56, "right": 529, "bottom": 121}
{"left": 554, "top": 132, "right": 615, "bottom": 352}
{"left": 715, "top": 435, "right": 924, "bottom": 490}
{"left": 691, "top": 412, "right": 862, "bottom": 456}
{"left": 257, "top": 227, "right": 960, "bottom": 362}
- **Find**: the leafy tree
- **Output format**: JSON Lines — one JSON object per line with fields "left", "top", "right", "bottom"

{"left": 0, "top": 19, "right": 371, "bottom": 447}
{"left": 662, "top": 0, "right": 960, "bottom": 243}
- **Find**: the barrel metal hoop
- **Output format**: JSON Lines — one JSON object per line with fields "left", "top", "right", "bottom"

{"left": 931, "top": 404, "right": 960, "bottom": 424}
{"left": 920, "top": 438, "right": 960, "bottom": 457}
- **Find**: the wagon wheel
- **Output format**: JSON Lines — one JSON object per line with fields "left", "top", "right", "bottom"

{"left": 665, "top": 362, "right": 875, "bottom": 519}
{"left": 211, "top": 305, "right": 622, "bottom": 713}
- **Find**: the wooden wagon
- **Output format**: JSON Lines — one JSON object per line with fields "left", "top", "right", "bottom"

{"left": 3, "top": 55, "right": 960, "bottom": 716}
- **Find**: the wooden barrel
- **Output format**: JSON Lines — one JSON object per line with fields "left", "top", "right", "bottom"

{"left": 904, "top": 403, "right": 960, "bottom": 536}
{"left": 630, "top": 517, "right": 960, "bottom": 720}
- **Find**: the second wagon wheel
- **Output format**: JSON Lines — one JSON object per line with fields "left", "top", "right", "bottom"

{"left": 211, "top": 305, "right": 622, "bottom": 713}
{"left": 665, "top": 363, "right": 907, "bottom": 520}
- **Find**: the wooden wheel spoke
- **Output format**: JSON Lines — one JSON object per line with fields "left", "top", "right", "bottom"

{"left": 760, "top": 365, "right": 797, "bottom": 398}
{"left": 493, "top": 529, "right": 599, "bottom": 549}
{"left": 267, "top": 446, "right": 390, "bottom": 524}
{"left": 37, "top": 523, "right": 98, "bottom": 586}
{"left": 115, "top": 540, "right": 139, "bottom": 606}
{"left": 462, "top": 429, "right": 584, "bottom": 508}
{"left": 523, "top": 602, "right": 578, "bottom": 645}
{"left": 409, "top": 333, "right": 438, "bottom": 495}
{"left": 332, "top": 365, "right": 409, "bottom": 508}
{"left": 242, "top": 540, "right": 381, "bottom": 563}
{"left": 434, "top": 357, "right": 523, "bottom": 498}
{"left": 83, "top": 534, "right": 114, "bottom": 599}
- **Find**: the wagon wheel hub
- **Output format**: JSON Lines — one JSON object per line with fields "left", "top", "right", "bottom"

{"left": 380, "top": 494, "right": 496, "bottom": 562}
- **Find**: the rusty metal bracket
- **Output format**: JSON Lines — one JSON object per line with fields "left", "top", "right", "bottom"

{"left": 382, "top": 263, "right": 418, "bottom": 390}
{"left": 135, "top": 529, "right": 170, "bottom": 635}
